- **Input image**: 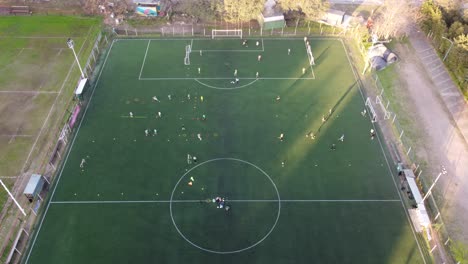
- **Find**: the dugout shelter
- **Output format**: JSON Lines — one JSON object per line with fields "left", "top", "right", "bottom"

{"left": 23, "top": 174, "right": 45, "bottom": 202}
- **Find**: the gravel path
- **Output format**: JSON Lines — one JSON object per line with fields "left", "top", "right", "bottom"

{"left": 404, "top": 29, "right": 468, "bottom": 243}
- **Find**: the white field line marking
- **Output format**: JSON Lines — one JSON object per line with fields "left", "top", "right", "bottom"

{"left": 50, "top": 199, "right": 401, "bottom": 204}
{"left": 140, "top": 77, "right": 315, "bottom": 80}
{"left": 0, "top": 90, "right": 59, "bottom": 94}
{"left": 116, "top": 37, "right": 342, "bottom": 41}
{"left": 190, "top": 49, "right": 263, "bottom": 52}
{"left": 138, "top": 40, "right": 151, "bottom": 79}
{"left": 194, "top": 79, "right": 258, "bottom": 89}
{"left": 24, "top": 29, "right": 107, "bottom": 264}
{"left": 340, "top": 39, "right": 427, "bottom": 264}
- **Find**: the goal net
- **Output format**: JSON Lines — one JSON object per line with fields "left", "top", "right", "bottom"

{"left": 365, "top": 97, "right": 378, "bottom": 123}
{"left": 212, "top": 29, "right": 242, "bottom": 39}
{"left": 184, "top": 44, "right": 191, "bottom": 65}
{"left": 305, "top": 41, "right": 315, "bottom": 66}
{"left": 375, "top": 95, "right": 392, "bottom": 120}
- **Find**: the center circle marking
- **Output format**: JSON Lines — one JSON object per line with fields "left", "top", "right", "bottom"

{"left": 169, "top": 157, "right": 281, "bottom": 254}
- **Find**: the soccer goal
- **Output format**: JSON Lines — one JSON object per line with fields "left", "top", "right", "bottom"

{"left": 212, "top": 29, "right": 242, "bottom": 39}
{"left": 184, "top": 44, "right": 191, "bottom": 65}
{"left": 304, "top": 41, "right": 315, "bottom": 66}
{"left": 375, "top": 95, "right": 392, "bottom": 120}
{"left": 365, "top": 97, "right": 378, "bottom": 123}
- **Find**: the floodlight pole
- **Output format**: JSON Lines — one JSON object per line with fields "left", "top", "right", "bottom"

{"left": 67, "top": 38, "right": 85, "bottom": 79}
{"left": 442, "top": 37, "right": 453, "bottom": 62}
{"left": 0, "top": 179, "right": 26, "bottom": 216}
{"left": 421, "top": 172, "right": 443, "bottom": 203}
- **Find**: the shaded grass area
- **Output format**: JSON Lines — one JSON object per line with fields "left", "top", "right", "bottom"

{"left": 26, "top": 38, "right": 424, "bottom": 264}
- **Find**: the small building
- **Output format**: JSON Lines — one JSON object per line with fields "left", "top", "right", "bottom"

{"left": 23, "top": 174, "right": 45, "bottom": 201}
{"left": 134, "top": 1, "right": 161, "bottom": 17}
{"left": 74, "top": 78, "right": 88, "bottom": 100}
{"left": 259, "top": 0, "right": 285, "bottom": 30}
{"left": 323, "top": 9, "right": 345, "bottom": 26}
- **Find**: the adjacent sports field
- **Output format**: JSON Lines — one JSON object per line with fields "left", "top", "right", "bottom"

{"left": 25, "top": 37, "right": 426, "bottom": 264}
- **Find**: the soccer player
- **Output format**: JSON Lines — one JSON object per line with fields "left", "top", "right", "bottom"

{"left": 202, "top": 114, "right": 206, "bottom": 121}
{"left": 288, "top": 48, "right": 291, "bottom": 55}
{"left": 276, "top": 95, "right": 281, "bottom": 101}
{"left": 200, "top": 50, "right": 202, "bottom": 56}
{"left": 168, "top": 94, "right": 172, "bottom": 100}
{"left": 187, "top": 94, "right": 191, "bottom": 100}
{"left": 302, "top": 67, "right": 306, "bottom": 74}
{"left": 235, "top": 78, "right": 239, "bottom": 84}
{"left": 181, "top": 125, "right": 186, "bottom": 131}
{"left": 331, "top": 144, "right": 336, "bottom": 150}
{"left": 153, "top": 129, "right": 157, "bottom": 136}
{"left": 361, "top": 109, "right": 367, "bottom": 116}
{"left": 370, "top": 129, "right": 376, "bottom": 139}
{"left": 256, "top": 41, "right": 259, "bottom": 46}
{"left": 304, "top": 36, "right": 307, "bottom": 42}
{"left": 198, "top": 67, "right": 201, "bottom": 74}
{"left": 278, "top": 133, "right": 284, "bottom": 141}
{"left": 338, "top": 134, "right": 344, "bottom": 142}
{"left": 80, "top": 158, "right": 86, "bottom": 168}
{"left": 145, "top": 129, "right": 149, "bottom": 136}
{"left": 197, "top": 133, "right": 202, "bottom": 141}
{"left": 258, "top": 55, "right": 262, "bottom": 61}
{"left": 234, "top": 69, "right": 238, "bottom": 76}
{"left": 157, "top": 112, "right": 161, "bottom": 118}
{"left": 152, "top": 96, "right": 160, "bottom": 102}
{"left": 200, "top": 96, "right": 204, "bottom": 102}
{"left": 256, "top": 72, "right": 259, "bottom": 79}
{"left": 129, "top": 112, "right": 133, "bottom": 118}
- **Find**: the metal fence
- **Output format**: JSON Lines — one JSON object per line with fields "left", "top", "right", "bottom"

{"left": 369, "top": 66, "right": 453, "bottom": 263}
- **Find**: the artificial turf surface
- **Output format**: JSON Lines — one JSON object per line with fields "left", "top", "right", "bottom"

{"left": 24, "top": 38, "right": 425, "bottom": 264}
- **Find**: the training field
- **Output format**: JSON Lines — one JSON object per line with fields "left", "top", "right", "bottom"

{"left": 25, "top": 38, "right": 426, "bottom": 264}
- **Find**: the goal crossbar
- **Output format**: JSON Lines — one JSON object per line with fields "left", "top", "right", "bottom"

{"left": 212, "top": 29, "right": 242, "bottom": 39}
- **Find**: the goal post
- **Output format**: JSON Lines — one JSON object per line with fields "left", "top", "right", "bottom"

{"left": 184, "top": 44, "right": 191, "bottom": 65}
{"left": 375, "top": 95, "right": 392, "bottom": 120}
{"left": 365, "top": 97, "right": 378, "bottom": 123}
{"left": 212, "top": 29, "right": 242, "bottom": 39}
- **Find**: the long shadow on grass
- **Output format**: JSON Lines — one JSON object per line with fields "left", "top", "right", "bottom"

{"left": 317, "top": 80, "right": 357, "bottom": 134}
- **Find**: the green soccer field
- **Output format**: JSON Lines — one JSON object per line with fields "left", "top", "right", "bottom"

{"left": 24, "top": 38, "right": 426, "bottom": 264}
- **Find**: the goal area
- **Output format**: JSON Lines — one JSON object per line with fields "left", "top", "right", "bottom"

{"left": 212, "top": 29, "right": 242, "bottom": 39}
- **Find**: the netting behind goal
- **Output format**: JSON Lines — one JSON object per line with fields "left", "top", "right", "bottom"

{"left": 212, "top": 29, "right": 242, "bottom": 39}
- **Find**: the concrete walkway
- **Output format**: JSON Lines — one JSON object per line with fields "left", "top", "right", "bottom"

{"left": 409, "top": 30, "right": 468, "bottom": 144}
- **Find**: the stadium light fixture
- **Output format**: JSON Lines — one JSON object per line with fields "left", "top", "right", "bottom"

{"left": 421, "top": 172, "right": 443, "bottom": 203}
{"left": 67, "top": 38, "right": 86, "bottom": 79}
{"left": 0, "top": 179, "right": 26, "bottom": 216}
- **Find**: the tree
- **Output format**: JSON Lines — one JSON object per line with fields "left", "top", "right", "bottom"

{"left": 175, "top": 0, "right": 222, "bottom": 22}
{"left": 277, "top": 0, "right": 329, "bottom": 21}
{"left": 448, "top": 21, "right": 465, "bottom": 39}
{"left": 371, "top": 0, "right": 419, "bottom": 39}
{"left": 420, "top": 0, "right": 447, "bottom": 42}
{"left": 450, "top": 240, "right": 468, "bottom": 264}
{"left": 223, "top": 0, "right": 265, "bottom": 23}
